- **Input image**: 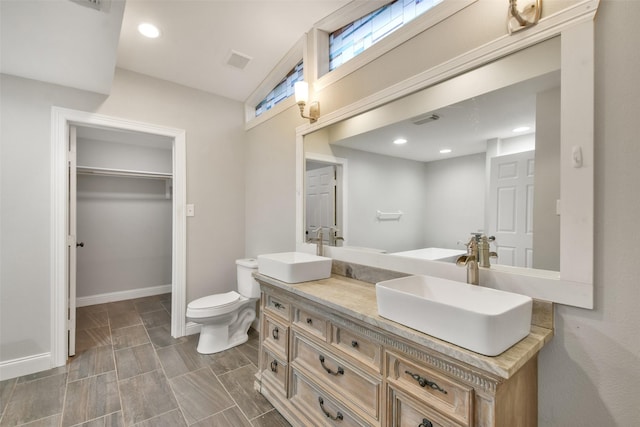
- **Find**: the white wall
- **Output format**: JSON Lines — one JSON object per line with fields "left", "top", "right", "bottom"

{"left": 76, "top": 138, "right": 173, "bottom": 300}
{"left": 244, "top": 1, "right": 640, "bottom": 424}
{"left": 0, "top": 68, "right": 246, "bottom": 365}
{"left": 330, "top": 146, "right": 426, "bottom": 253}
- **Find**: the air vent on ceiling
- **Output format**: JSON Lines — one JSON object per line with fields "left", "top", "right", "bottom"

{"left": 226, "top": 50, "right": 252, "bottom": 70}
{"left": 411, "top": 113, "right": 440, "bottom": 125}
{"left": 69, "top": 0, "right": 101, "bottom": 10}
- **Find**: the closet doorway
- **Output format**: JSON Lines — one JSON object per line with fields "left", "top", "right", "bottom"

{"left": 51, "top": 107, "right": 186, "bottom": 366}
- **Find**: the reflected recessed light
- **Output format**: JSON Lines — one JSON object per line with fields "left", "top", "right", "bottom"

{"left": 138, "top": 22, "right": 161, "bottom": 38}
{"left": 393, "top": 138, "right": 407, "bottom": 145}
{"left": 512, "top": 126, "right": 530, "bottom": 133}
{"left": 439, "top": 148, "right": 452, "bottom": 154}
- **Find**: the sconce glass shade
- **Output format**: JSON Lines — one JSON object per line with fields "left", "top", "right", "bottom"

{"left": 294, "top": 81, "right": 309, "bottom": 104}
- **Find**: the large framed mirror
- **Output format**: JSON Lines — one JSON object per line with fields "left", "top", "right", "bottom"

{"left": 296, "top": 4, "right": 597, "bottom": 309}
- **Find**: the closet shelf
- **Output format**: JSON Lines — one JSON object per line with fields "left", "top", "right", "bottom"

{"left": 77, "top": 166, "right": 172, "bottom": 180}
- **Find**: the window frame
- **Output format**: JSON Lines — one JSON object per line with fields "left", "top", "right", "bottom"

{"left": 245, "top": 35, "right": 307, "bottom": 128}
{"left": 313, "top": 0, "right": 477, "bottom": 92}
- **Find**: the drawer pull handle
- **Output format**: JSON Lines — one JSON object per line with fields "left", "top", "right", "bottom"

{"left": 351, "top": 340, "right": 358, "bottom": 348}
{"left": 272, "top": 327, "right": 279, "bottom": 340}
{"left": 270, "top": 360, "right": 278, "bottom": 373}
{"left": 273, "top": 302, "right": 283, "bottom": 309}
{"left": 419, "top": 418, "right": 434, "bottom": 427}
{"left": 405, "top": 370, "right": 447, "bottom": 394}
{"left": 306, "top": 318, "right": 313, "bottom": 325}
{"left": 319, "top": 355, "right": 344, "bottom": 376}
{"left": 318, "top": 397, "right": 344, "bottom": 421}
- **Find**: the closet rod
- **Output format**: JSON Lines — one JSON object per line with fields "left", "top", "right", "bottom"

{"left": 77, "top": 166, "right": 172, "bottom": 180}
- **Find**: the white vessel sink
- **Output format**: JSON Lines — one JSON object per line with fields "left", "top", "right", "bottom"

{"left": 376, "top": 275, "right": 532, "bottom": 356}
{"left": 257, "top": 252, "right": 332, "bottom": 283}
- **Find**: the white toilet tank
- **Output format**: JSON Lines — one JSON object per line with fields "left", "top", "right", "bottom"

{"left": 236, "top": 258, "right": 260, "bottom": 298}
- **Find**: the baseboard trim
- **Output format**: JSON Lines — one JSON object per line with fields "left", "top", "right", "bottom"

{"left": 186, "top": 321, "right": 201, "bottom": 336}
{"left": 76, "top": 285, "right": 172, "bottom": 307}
{"left": 0, "top": 352, "right": 51, "bottom": 381}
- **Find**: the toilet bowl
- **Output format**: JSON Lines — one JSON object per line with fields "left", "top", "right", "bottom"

{"left": 186, "top": 258, "right": 260, "bottom": 354}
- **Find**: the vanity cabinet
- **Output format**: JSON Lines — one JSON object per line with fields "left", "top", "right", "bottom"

{"left": 255, "top": 275, "right": 550, "bottom": 427}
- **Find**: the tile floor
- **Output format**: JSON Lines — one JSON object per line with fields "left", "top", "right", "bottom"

{"left": 0, "top": 294, "right": 291, "bottom": 427}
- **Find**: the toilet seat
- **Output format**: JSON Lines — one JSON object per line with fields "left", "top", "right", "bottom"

{"left": 187, "top": 291, "right": 243, "bottom": 318}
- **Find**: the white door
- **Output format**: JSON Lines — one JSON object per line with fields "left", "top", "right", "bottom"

{"left": 67, "top": 126, "right": 78, "bottom": 357}
{"left": 305, "top": 165, "right": 336, "bottom": 244}
{"left": 487, "top": 150, "right": 535, "bottom": 268}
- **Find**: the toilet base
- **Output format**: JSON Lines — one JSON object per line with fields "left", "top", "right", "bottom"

{"left": 194, "top": 301, "right": 256, "bottom": 354}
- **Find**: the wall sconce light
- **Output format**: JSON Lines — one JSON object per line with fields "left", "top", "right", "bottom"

{"left": 294, "top": 81, "right": 320, "bottom": 123}
{"left": 508, "top": 0, "right": 542, "bottom": 34}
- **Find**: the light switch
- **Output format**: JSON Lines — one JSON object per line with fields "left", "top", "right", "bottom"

{"left": 186, "top": 204, "right": 195, "bottom": 217}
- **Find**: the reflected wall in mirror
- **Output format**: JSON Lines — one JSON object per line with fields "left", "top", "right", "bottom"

{"left": 305, "top": 37, "right": 561, "bottom": 271}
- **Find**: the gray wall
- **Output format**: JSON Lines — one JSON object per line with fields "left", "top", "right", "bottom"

{"left": 533, "top": 87, "right": 561, "bottom": 271}
{"left": 0, "top": 68, "right": 246, "bottom": 362}
{"left": 244, "top": 1, "right": 640, "bottom": 424}
{"left": 332, "top": 146, "right": 426, "bottom": 253}
{"left": 0, "top": 0, "right": 638, "bottom": 424}
{"left": 422, "top": 153, "right": 485, "bottom": 249}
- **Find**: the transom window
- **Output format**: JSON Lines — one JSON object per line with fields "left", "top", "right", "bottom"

{"left": 329, "top": 0, "right": 443, "bottom": 71}
{"left": 255, "top": 60, "right": 304, "bottom": 117}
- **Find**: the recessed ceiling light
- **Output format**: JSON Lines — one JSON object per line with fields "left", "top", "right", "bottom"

{"left": 439, "top": 148, "right": 452, "bottom": 154}
{"left": 393, "top": 138, "right": 407, "bottom": 145}
{"left": 512, "top": 126, "right": 531, "bottom": 133}
{"left": 138, "top": 22, "right": 161, "bottom": 39}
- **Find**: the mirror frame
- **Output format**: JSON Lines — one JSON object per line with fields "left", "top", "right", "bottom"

{"left": 296, "top": 0, "right": 599, "bottom": 309}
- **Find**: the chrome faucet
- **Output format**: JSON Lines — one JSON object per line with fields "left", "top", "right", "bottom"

{"left": 456, "top": 234, "right": 480, "bottom": 285}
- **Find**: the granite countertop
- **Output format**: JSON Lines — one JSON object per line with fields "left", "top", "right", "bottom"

{"left": 255, "top": 273, "right": 553, "bottom": 379}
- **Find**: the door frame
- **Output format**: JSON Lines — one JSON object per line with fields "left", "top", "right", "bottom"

{"left": 302, "top": 153, "right": 348, "bottom": 245}
{"left": 50, "top": 107, "right": 187, "bottom": 366}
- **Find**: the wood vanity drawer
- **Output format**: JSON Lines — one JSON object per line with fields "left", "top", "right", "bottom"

{"left": 290, "top": 368, "right": 374, "bottom": 427}
{"left": 259, "top": 348, "right": 288, "bottom": 397}
{"left": 291, "top": 332, "right": 382, "bottom": 421}
{"left": 262, "top": 313, "right": 288, "bottom": 359}
{"left": 388, "top": 384, "right": 465, "bottom": 427}
{"left": 293, "top": 306, "right": 328, "bottom": 340}
{"left": 331, "top": 324, "right": 382, "bottom": 373}
{"left": 264, "top": 293, "right": 290, "bottom": 320}
{"left": 387, "top": 352, "right": 473, "bottom": 426}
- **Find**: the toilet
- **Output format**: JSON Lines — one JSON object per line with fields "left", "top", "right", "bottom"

{"left": 186, "top": 258, "right": 260, "bottom": 354}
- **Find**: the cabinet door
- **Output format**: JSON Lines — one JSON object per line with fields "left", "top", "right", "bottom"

{"left": 388, "top": 385, "right": 465, "bottom": 427}
{"left": 331, "top": 324, "right": 382, "bottom": 373}
{"left": 387, "top": 352, "right": 473, "bottom": 426}
{"left": 259, "top": 348, "right": 288, "bottom": 397}
{"left": 263, "top": 292, "right": 291, "bottom": 320}
{"left": 291, "top": 331, "right": 382, "bottom": 421}
{"left": 262, "top": 313, "right": 289, "bottom": 359}
{"left": 293, "top": 306, "right": 329, "bottom": 340}
{"left": 290, "top": 368, "right": 374, "bottom": 427}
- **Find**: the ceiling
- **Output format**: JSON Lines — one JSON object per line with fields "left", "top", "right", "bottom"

{"left": 331, "top": 71, "right": 561, "bottom": 163}
{"left": 0, "top": 0, "right": 351, "bottom": 101}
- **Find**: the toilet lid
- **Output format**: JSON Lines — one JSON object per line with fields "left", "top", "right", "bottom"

{"left": 189, "top": 291, "right": 240, "bottom": 309}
